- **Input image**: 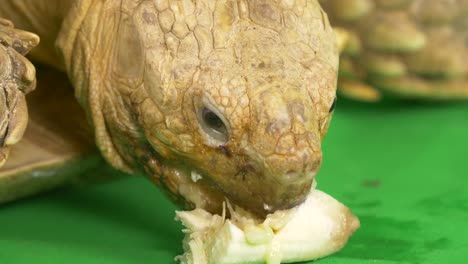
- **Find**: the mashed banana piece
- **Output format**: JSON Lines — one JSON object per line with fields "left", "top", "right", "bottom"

{"left": 176, "top": 189, "right": 360, "bottom": 264}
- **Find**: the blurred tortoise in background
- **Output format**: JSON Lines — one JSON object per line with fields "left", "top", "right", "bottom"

{"left": 0, "top": 0, "right": 340, "bottom": 218}
{"left": 321, "top": 0, "right": 468, "bottom": 102}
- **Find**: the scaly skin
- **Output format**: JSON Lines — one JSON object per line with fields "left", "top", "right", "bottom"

{"left": 0, "top": 19, "right": 39, "bottom": 167}
{"left": 0, "top": 0, "right": 338, "bottom": 216}
{"left": 321, "top": 0, "right": 468, "bottom": 102}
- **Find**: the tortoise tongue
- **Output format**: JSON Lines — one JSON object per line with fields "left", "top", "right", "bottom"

{"left": 0, "top": 65, "right": 98, "bottom": 204}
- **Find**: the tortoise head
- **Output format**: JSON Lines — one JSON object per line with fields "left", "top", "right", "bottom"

{"left": 60, "top": 0, "right": 338, "bottom": 216}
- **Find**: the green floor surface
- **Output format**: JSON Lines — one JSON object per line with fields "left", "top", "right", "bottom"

{"left": 1, "top": 100, "right": 467, "bottom": 264}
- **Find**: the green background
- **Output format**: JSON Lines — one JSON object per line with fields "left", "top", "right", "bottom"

{"left": 1, "top": 100, "right": 467, "bottom": 264}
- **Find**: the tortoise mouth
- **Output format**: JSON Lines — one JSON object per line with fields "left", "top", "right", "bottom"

{"left": 180, "top": 166, "right": 316, "bottom": 217}
{"left": 141, "top": 147, "right": 315, "bottom": 217}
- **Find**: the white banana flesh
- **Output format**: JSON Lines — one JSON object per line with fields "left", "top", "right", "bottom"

{"left": 176, "top": 189, "right": 360, "bottom": 264}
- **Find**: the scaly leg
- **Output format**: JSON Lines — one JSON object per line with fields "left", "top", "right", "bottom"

{"left": 0, "top": 19, "right": 38, "bottom": 167}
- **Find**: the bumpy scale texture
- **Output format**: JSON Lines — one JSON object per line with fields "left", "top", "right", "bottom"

{"left": 0, "top": 19, "right": 38, "bottom": 167}
{"left": 53, "top": 0, "right": 339, "bottom": 216}
{"left": 321, "top": 0, "right": 468, "bottom": 101}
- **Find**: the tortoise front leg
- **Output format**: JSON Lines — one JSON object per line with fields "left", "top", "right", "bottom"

{"left": 0, "top": 19, "right": 39, "bottom": 167}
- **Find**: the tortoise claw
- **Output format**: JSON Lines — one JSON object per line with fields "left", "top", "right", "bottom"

{"left": 0, "top": 19, "right": 39, "bottom": 167}
{"left": 0, "top": 18, "right": 40, "bottom": 56}
{"left": 0, "top": 147, "right": 9, "bottom": 167}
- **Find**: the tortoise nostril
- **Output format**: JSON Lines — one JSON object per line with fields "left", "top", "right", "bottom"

{"left": 286, "top": 170, "right": 301, "bottom": 180}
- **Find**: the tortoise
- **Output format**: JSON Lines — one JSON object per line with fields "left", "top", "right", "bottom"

{"left": 0, "top": 2, "right": 365, "bottom": 262}
{"left": 4, "top": 0, "right": 467, "bottom": 260}
{"left": 321, "top": 0, "right": 468, "bottom": 102}
{"left": 0, "top": 0, "right": 340, "bottom": 219}
{"left": 3, "top": 1, "right": 467, "bottom": 210}
{"left": 4, "top": 0, "right": 466, "bottom": 214}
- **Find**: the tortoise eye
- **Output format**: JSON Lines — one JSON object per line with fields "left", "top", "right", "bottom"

{"left": 329, "top": 97, "right": 337, "bottom": 113}
{"left": 198, "top": 106, "right": 229, "bottom": 143}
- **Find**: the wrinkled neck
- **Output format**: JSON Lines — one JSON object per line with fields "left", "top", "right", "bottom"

{"left": 56, "top": 0, "right": 133, "bottom": 171}
{"left": 56, "top": 0, "right": 122, "bottom": 75}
